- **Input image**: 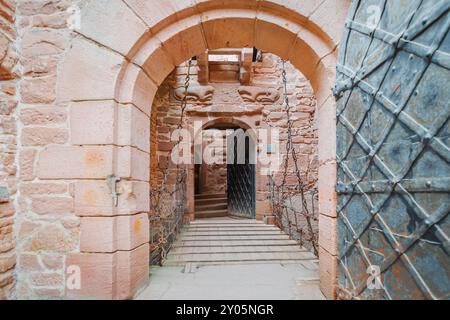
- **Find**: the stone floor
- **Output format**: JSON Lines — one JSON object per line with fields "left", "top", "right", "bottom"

{"left": 136, "top": 218, "right": 324, "bottom": 300}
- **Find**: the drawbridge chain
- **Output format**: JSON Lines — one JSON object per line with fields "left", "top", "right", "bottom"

{"left": 149, "top": 59, "right": 192, "bottom": 265}
{"left": 267, "top": 60, "right": 319, "bottom": 256}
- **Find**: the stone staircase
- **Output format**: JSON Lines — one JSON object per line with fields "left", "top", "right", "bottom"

{"left": 194, "top": 193, "right": 228, "bottom": 219}
{"left": 164, "top": 218, "right": 317, "bottom": 267}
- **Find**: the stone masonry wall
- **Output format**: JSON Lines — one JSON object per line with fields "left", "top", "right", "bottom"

{"left": 198, "top": 130, "right": 227, "bottom": 195}
{"left": 0, "top": 0, "right": 18, "bottom": 300}
{"left": 13, "top": 0, "right": 78, "bottom": 299}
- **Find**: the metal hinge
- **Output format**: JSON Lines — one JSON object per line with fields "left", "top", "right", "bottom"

{"left": 106, "top": 174, "right": 121, "bottom": 207}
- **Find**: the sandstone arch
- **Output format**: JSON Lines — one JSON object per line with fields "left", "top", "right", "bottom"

{"left": 33, "top": 0, "right": 351, "bottom": 299}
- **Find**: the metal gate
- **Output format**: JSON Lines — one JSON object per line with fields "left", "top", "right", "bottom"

{"left": 335, "top": 0, "right": 450, "bottom": 299}
{"left": 227, "top": 131, "right": 256, "bottom": 219}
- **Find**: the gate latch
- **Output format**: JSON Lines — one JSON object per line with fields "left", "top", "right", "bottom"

{"left": 106, "top": 174, "right": 121, "bottom": 207}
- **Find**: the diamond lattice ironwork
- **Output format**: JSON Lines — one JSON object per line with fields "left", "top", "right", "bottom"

{"left": 335, "top": 0, "right": 450, "bottom": 300}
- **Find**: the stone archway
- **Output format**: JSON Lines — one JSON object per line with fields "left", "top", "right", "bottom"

{"left": 194, "top": 117, "right": 258, "bottom": 220}
{"left": 20, "top": 0, "right": 351, "bottom": 299}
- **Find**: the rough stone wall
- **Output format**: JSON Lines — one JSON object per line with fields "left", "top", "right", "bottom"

{"left": 0, "top": 0, "right": 18, "bottom": 300}
{"left": 199, "top": 130, "right": 227, "bottom": 195}
{"left": 151, "top": 53, "right": 319, "bottom": 244}
{"left": 12, "top": 0, "right": 78, "bottom": 299}
{"left": 257, "top": 54, "right": 319, "bottom": 249}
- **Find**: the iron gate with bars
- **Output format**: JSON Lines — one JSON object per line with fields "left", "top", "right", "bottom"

{"left": 227, "top": 132, "right": 256, "bottom": 219}
{"left": 335, "top": 0, "right": 450, "bottom": 299}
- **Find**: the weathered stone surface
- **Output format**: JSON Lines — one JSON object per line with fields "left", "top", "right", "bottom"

{"left": 238, "top": 86, "right": 280, "bottom": 103}
{"left": 20, "top": 107, "right": 67, "bottom": 126}
{"left": 0, "top": 0, "right": 17, "bottom": 299}
{"left": 57, "top": 37, "right": 125, "bottom": 102}
{"left": 21, "top": 127, "right": 67, "bottom": 146}
{"left": 20, "top": 76, "right": 57, "bottom": 104}
{"left": 19, "top": 149, "right": 37, "bottom": 181}
{"left": 20, "top": 183, "right": 68, "bottom": 196}
{"left": 66, "top": 244, "right": 149, "bottom": 299}
{"left": 37, "top": 146, "right": 114, "bottom": 179}
{"left": 78, "top": 0, "right": 147, "bottom": 56}
{"left": 23, "top": 224, "right": 77, "bottom": 252}
{"left": 173, "top": 84, "right": 215, "bottom": 103}
{"left": 70, "top": 101, "right": 115, "bottom": 145}
{"left": 74, "top": 180, "right": 149, "bottom": 216}
{"left": 31, "top": 196, "right": 73, "bottom": 215}
{"left": 80, "top": 213, "right": 149, "bottom": 252}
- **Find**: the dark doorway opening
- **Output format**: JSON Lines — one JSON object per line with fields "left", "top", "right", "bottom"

{"left": 194, "top": 123, "right": 256, "bottom": 220}
{"left": 227, "top": 129, "right": 256, "bottom": 219}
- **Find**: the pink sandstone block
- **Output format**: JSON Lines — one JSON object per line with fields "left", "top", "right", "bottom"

{"left": 118, "top": 104, "right": 151, "bottom": 153}
{"left": 66, "top": 252, "right": 115, "bottom": 299}
{"left": 118, "top": 147, "right": 150, "bottom": 182}
{"left": 74, "top": 180, "right": 149, "bottom": 216}
{"left": 66, "top": 244, "right": 149, "bottom": 299}
{"left": 158, "top": 17, "right": 206, "bottom": 66}
{"left": 124, "top": 0, "right": 195, "bottom": 32}
{"left": 37, "top": 146, "right": 113, "bottom": 179}
{"left": 118, "top": 64, "right": 158, "bottom": 116}
{"left": 319, "top": 246, "right": 338, "bottom": 300}
{"left": 58, "top": 37, "right": 124, "bottom": 102}
{"left": 116, "top": 243, "right": 149, "bottom": 300}
{"left": 133, "top": 39, "right": 175, "bottom": 85}
{"left": 78, "top": 0, "right": 147, "bottom": 57}
{"left": 80, "top": 213, "right": 149, "bottom": 252}
{"left": 70, "top": 101, "right": 115, "bottom": 145}
{"left": 318, "top": 161, "right": 337, "bottom": 218}
{"left": 318, "top": 214, "right": 338, "bottom": 255}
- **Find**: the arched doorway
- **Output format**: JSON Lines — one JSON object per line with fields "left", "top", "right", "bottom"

{"left": 196, "top": 119, "right": 257, "bottom": 220}
{"left": 29, "top": 0, "right": 352, "bottom": 299}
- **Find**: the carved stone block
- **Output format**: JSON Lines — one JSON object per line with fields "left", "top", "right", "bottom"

{"left": 238, "top": 86, "right": 280, "bottom": 103}
{"left": 173, "top": 85, "right": 215, "bottom": 103}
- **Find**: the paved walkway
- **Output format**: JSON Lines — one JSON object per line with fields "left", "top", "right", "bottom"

{"left": 136, "top": 218, "right": 324, "bottom": 300}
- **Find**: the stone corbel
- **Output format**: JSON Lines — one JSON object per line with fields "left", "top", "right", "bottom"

{"left": 173, "top": 84, "right": 215, "bottom": 103}
{"left": 238, "top": 86, "right": 281, "bottom": 103}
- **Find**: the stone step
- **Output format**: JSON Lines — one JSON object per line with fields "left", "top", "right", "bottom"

{"left": 181, "top": 230, "right": 285, "bottom": 237}
{"left": 173, "top": 239, "right": 299, "bottom": 247}
{"left": 195, "top": 193, "right": 227, "bottom": 200}
{"left": 183, "top": 226, "right": 279, "bottom": 232}
{"left": 164, "top": 259, "right": 314, "bottom": 267}
{"left": 195, "top": 203, "right": 228, "bottom": 212}
{"left": 190, "top": 219, "right": 262, "bottom": 225}
{"left": 164, "top": 251, "right": 316, "bottom": 266}
{"left": 195, "top": 209, "right": 229, "bottom": 219}
{"left": 176, "top": 234, "right": 290, "bottom": 241}
{"left": 170, "top": 245, "right": 306, "bottom": 254}
{"left": 186, "top": 224, "right": 268, "bottom": 229}
{"left": 195, "top": 197, "right": 227, "bottom": 206}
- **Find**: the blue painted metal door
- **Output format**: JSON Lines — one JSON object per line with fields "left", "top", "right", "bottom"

{"left": 335, "top": 0, "right": 450, "bottom": 300}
